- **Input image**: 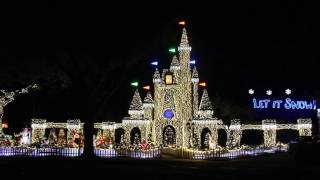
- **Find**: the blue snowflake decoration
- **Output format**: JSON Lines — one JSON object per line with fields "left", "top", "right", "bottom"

{"left": 163, "top": 109, "right": 174, "bottom": 119}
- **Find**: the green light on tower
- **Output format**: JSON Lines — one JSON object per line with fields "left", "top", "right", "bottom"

{"left": 131, "top": 81, "right": 139, "bottom": 87}
{"left": 169, "top": 48, "right": 176, "bottom": 53}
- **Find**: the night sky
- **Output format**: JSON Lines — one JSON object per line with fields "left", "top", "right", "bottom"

{"left": 1, "top": 1, "right": 320, "bottom": 132}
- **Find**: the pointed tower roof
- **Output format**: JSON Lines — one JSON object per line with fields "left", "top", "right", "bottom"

{"left": 170, "top": 55, "right": 180, "bottom": 70}
{"left": 180, "top": 28, "right": 189, "bottom": 46}
{"left": 143, "top": 92, "right": 154, "bottom": 109}
{"left": 178, "top": 28, "right": 192, "bottom": 52}
{"left": 153, "top": 68, "right": 161, "bottom": 83}
{"left": 143, "top": 92, "right": 153, "bottom": 104}
{"left": 191, "top": 67, "right": 199, "bottom": 82}
{"left": 129, "top": 89, "right": 143, "bottom": 111}
{"left": 199, "top": 89, "right": 213, "bottom": 111}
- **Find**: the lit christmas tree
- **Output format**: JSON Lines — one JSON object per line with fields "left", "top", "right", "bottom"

{"left": 133, "top": 133, "right": 140, "bottom": 149}
{"left": 203, "top": 133, "right": 210, "bottom": 149}
{"left": 48, "top": 128, "right": 57, "bottom": 145}
{"left": 119, "top": 134, "right": 126, "bottom": 149}
{"left": 163, "top": 127, "right": 175, "bottom": 147}
{"left": 192, "top": 134, "right": 200, "bottom": 149}
{"left": 57, "top": 129, "right": 66, "bottom": 146}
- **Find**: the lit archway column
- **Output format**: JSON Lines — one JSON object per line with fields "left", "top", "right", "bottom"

{"left": 0, "top": 106, "right": 3, "bottom": 132}
{"left": 67, "top": 119, "right": 81, "bottom": 142}
{"left": 102, "top": 122, "right": 117, "bottom": 141}
{"left": 31, "top": 119, "right": 47, "bottom": 144}
{"left": 297, "top": 118, "right": 312, "bottom": 137}
{"left": 226, "top": 119, "right": 242, "bottom": 149}
{"left": 209, "top": 127, "right": 218, "bottom": 149}
{"left": 262, "top": 119, "right": 277, "bottom": 147}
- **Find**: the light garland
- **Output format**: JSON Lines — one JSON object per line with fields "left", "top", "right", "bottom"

{"left": 0, "top": 84, "right": 38, "bottom": 132}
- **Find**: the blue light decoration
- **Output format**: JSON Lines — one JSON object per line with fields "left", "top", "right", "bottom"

{"left": 252, "top": 98, "right": 317, "bottom": 110}
{"left": 190, "top": 60, "right": 196, "bottom": 65}
{"left": 151, "top": 61, "right": 158, "bottom": 66}
{"left": 163, "top": 109, "right": 174, "bottom": 119}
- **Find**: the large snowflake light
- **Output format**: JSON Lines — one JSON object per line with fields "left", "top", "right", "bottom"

{"left": 285, "top": 89, "right": 291, "bottom": 95}
{"left": 248, "top": 89, "right": 254, "bottom": 95}
{"left": 266, "top": 89, "right": 272, "bottom": 96}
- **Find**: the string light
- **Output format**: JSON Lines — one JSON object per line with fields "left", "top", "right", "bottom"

{"left": 199, "top": 82, "right": 207, "bottom": 87}
{"left": 143, "top": 85, "right": 150, "bottom": 90}
{"left": 178, "top": 21, "right": 186, "bottom": 26}
{"left": 0, "top": 27, "right": 314, "bottom": 159}
{"left": 130, "top": 81, "right": 139, "bottom": 87}
{"left": 151, "top": 61, "right": 158, "bottom": 66}
{"left": 168, "top": 48, "right": 176, "bottom": 53}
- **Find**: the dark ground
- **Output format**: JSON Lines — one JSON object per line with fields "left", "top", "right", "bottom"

{"left": 1, "top": 153, "right": 319, "bottom": 180}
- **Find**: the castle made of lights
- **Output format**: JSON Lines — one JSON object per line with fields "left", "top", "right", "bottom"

{"left": 91, "top": 28, "right": 312, "bottom": 149}
{"left": 104, "top": 28, "right": 224, "bottom": 148}
{"left": 1, "top": 28, "right": 313, "bottom": 156}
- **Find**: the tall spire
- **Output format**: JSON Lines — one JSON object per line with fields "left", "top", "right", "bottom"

{"left": 129, "top": 89, "right": 143, "bottom": 111}
{"left": 170, "top": 55, "right": 180, "bottom": 70}
{"left": 199, "top": 89, "right": 213, "bottom": 111}
{"left": 180, "top": 28, "right": 189, "bottom": 47}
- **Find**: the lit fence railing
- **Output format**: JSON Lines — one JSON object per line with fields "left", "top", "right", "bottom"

{"left": 94, "top": 148, "right": 162, "bottom": 158}
{"left": 182, "top": 146, "right": 287, "bottom": 160}
{"left": 0, "top": 146, "right": 161, "bottom": 158}
{"left": 0, "top": 147, "right": 83, "bottom": 157}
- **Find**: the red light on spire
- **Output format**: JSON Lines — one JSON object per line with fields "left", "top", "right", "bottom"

{"left": 199, "top": 82, "right": 207, "bottom": 87}
{"left": 178, "top": 21, "right": 186, "bottom": 26}
{"left": 2, "top": 123, "right": 8, "bottom": 129}
{"left": 143, "top": 85, "right": 151, "bottom": 90}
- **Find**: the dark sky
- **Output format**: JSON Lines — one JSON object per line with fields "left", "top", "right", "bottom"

{"left": 1, "top": 1, "right": 320, "bottom": 131}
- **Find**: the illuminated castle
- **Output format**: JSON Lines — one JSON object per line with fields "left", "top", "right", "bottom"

{"left": 28, "top": 28, "right": 313, "bottom": 150}
{"left": 115, "top": 28, "right": 222, "bottom": 148}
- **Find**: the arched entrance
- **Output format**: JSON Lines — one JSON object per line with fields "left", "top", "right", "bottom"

{"left": 163, "top": 125, "right": 176, "bottom": 147}
{"left": 130, "top": 127, "right": 141, "bottom": 145}
{"left": 241, "top": 130, "right": 263, "bottom": 145}
{"left": 218, "top": 129, "right": 227, "bottom": 147}
{"left": 115, "top": 128, "right": 125, "bottom": 144}
{"left": 277, "top": 129, "right": 299, "bottom": 143}
{"left": 201, "top": 128, "right": 211, "bottom": 149}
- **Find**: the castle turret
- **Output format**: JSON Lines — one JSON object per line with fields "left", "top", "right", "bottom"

{"left": 153, "top": 68, "right": 161, "bottom": 84}
{"left": 128, "top": 89, "right": 143, "bottom": 119}
{"left": 170, "top": 55, "right": 180, "bottom": 84}
{"left": 198, "top": 89, "right": 214, "bottom": 119}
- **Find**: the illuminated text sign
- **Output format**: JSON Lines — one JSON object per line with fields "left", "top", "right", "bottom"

{"left": 253, "top": 98, "right": 316, "bottom": 110}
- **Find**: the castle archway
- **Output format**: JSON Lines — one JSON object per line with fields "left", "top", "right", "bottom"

{"left": 200, "top": 128, "right": 211, "bottom": 149}
{"left": 115, "top": 128, "right": 125, "bottom": 144}
{"left": 163, "top": 125, "right": 176, "bottom": 147}
{"left": 130, "top": 127, "right": 141, "bottom": 145}
{"left": 218, "top": 129, "right": 227, "bottom": 147}
{"left": 277, "top": 129, "right": 299, "bottom": 143}
{"left": 241, "top": 130, "right": 263, "bottom": 145}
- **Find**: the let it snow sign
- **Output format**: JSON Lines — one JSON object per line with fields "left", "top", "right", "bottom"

{"left": 252, "top": 98, "right": 317, "bottom": 110}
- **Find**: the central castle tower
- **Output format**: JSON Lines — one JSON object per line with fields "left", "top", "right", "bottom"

{"left": 152, "top": 28, "right": 195, "bottom": 147}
